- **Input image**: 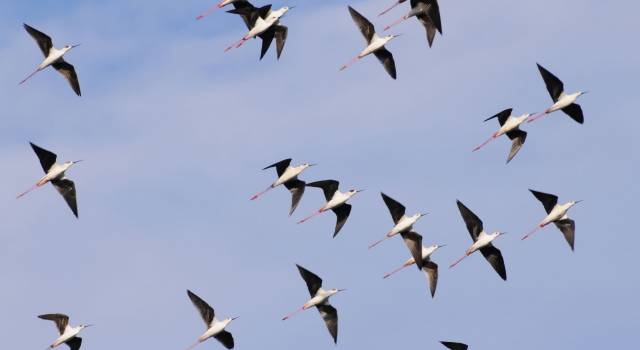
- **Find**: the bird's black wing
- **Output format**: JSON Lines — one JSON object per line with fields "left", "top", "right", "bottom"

{"left": 52, "top": 60, "right": 81, "bottom": 96}
{"left": 284, "top": 179, "right": 305, "bottom": 216}
{"left": 306, "top": 180, "right": 340, "bottom": 201}
{"left": 251, "top": 5, "right": 272, "bottom": 25}
{"left": 296, "top": 264, "right": 323, "bottom": 297}
{"left": 537, "top": 63, "right": 564, "bottom": 101}
{"left": 456, "top": 200, "right": 483, "bottom": 241}
{"left": 30, "top": 142, "right": 57, "bottom": 173}
{"left": 529, "top": 189, "right": 558, "bottom": 214}
{"left": 440, "top": 341, "right": 468, "bottom": 350}
{"left": 479, "top": 244, "right": 507, "bottom": 280}
{"left": 554, "top": 219, "right": 575, "bottom": 251}
{"left": 332, "top": 204, "right": 352, "bottom": 237}
{"left": 374, "top": 47, "right": 396, "bottom": 79}
{"left": 24, "top": 23, "right": 53, "bottom": 57}
{"left": 259, "top": 28, "right": 275, "bottom": 60}
{"left": 505, "top": 129, "right": 527, "bottom": 164}
{"left": 348, "top": 6, "right": 375, "bottom": 43}
{"left": 262, "top": 158, "right": 291, "bottom": 177}
{"left": 274, "top": 25, "right": 288, "bottom": 59}
{"left": 66, "top": 337, "right": 82, "bottom": 350}
{"left": 38, "top": 314, "right": 69, "bottom": 335}
{"left": 400, "top": 231, "right": 424, "bottom": 270}
{"left": 317, "top": 303, "right": 338, "bottom": 344}
{"left": 418, "top": 14, "right": 438, "bottom": 47}
{"left": 484, "top": 108, "right": 513, "bottom": 126}
{"left": 380, "top": 192, "right": 406, "bottom": 224}
{"left": 422, "top": 260, "right": 438, "bottom": 298}
{"left": 227, "top": 1, "right": 258, "bottom": 29}
{"left": 214, "top": 330, "right": 234, "bottom": 349}
{"left": 51, "top": 178, "right": 78, "bottom": 218}
{"left": 561, "top": 103, "right": 584, "bottom": 124}
{"left": 187, "top": 290, "right": 215, "bottom": 326}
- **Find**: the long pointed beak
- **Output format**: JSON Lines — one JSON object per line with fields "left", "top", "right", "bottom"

{"left": 420, "top": 212, "right": 429, "bottom": 217}
{"left": 85, "top": 324, "right": 94, "bottom": 328}
{"left": 337, "top": 288, "right": 347, "bottom": 292}
{"left": 500, "top": 232, "right": 507, "bottom": 235}
{"left": 393, "top": 33, "right": 403, "bottom": 38}
{"left": 438, "top": 244, "right": 447, "bottom": 247}
{"left": 73, "top": 160, "right": 83, "bottom": 164}
{"left": 356, "top": 189, "right": 365, "bottom": 193}
{"left": 582, "top": 91, "right": 589, "bottom": 94}
{"left": 309, "top": 163, "right": 318, "bottom": 167}
{"left": 289, "top": 6, "right": 296, "bottom": 10}
{"left": 71, "top": 44, "right": 81, "bottom": 49}
{"left": 575, "top": 200, "right": 583, "bottom": 204}
{"left": 231, "top": 316, "right": 240, "bottom": 321}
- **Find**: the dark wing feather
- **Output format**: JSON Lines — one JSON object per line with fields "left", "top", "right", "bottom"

{"left": 332, "top": 204, "right": 352, "bottom": 237}
{"left": 561, "top": 103, "right": 584, "bottom": 124}
{"left": 479, "top": 244, "right": 507, "bottom": 280}
{"left": 306, "top": 180, "right": 340, "bottom": 201}
{"left": 38, "top": 314, "right": 69, "bottom": 335}
{"left": 381, "top": 192, "right": 406, "bottom": 224}
{"left": 259, "top": 29, "right": 275, "bottom": 60}
{"left": 456, "top": 200, "right": 483, "bottom": 241}
{"left": 554, "top": 219, "right": 575, "bottom": 251}
{"left": 284, "top": 179, "right": 305, "bottom": 216}
{"left": 51, "top": 60, "right": 81, "bottom": 96}
{"left": 422, "top": 260, "right": 438, "bottom": 298}
{"left": 30, "top": 142, "right": 57, "bottom": 172}
{"left": 250, "top": 5, "right": 272, "bottom": 25}
{"left": 274, "top": 25, "right": 288, "bottom": 59}
{"left": 537, "top": 63, "right": 564, "bottom": 101}
{"left": 484, "top": 108, "right": 513, "bottom": 126}
{"left": 440, "top": 341, "right": 468, "bottom": 350}
{"left": 262, "top": 158, "right": 291, "bottom": 177}
{"left": 296, "top": 265, "right": 323, "bottom": 297}
{"left": 51, "top": 178, "right": 78, "bottom": 218}
{"left": 187, "top": 290, "right": 215, "bottom": 326}
{"left": 317, "top": 304, "right": 338, "bottom": 344}
{"left": 374, "top": 48, "right": 396, "bottom": 79}
{"left": 400, "top": 231, "right": 424, "bottom": 270}
{"left": 66, "top": 337, "right": 82, "bottom": 350}
{"left": 24, "top": 23, "right": 53, "bottom": 57}
{"left": 348, "top": 6, "right": 375, "bottom": 42}
{"left": 227, "top": 5, "right": 256, "bottom": 30}
{"left": 529, "top": 189, "right": 558, "bottom": 214}
{"left": 214, "top": 331, "right": 234, "bottom": 349}
{"left": 505, "top": 129, "right": 527, "bottom": 164}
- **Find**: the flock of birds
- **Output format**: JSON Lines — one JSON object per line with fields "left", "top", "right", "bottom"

{"left": 15, "top": 1, "right": 590, "bottom": 349}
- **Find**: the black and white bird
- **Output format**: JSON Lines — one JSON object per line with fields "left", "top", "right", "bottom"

{"left": 39, "top": 313, "right": 92, "bottom": 350}
{"left": 340, "top": 6, "right": 401, "bottom": 79}
{"left": 382, "top": 0, "right": 443, "bottom": 47}
{"left": 297, "top": 180, "right": 363, "bottom": 237}
{"left": 473, "top": 108, "right": 531, "bottom": 163}
{"left": 522, "top": 189, "right": 582, "bottom": 251}
{"left": 17, "top": 142, "right": 81, "bottom": 218}
{"left": 224, "top": 4, "right": 291, "bottom": 54}
{"left": 383, "top": 231, "right": 444, "bottom": 297}
{"left": 441, "top": 341, "right": 468, "bottom": 350}
{"left": 20, "top": 24, "right": 81, "bottom": 96}
{"left": 527, "top": 63, "right": 587, "bottom": 124}
{"left": 450, "top": 200, "right": 507, "bottom": 281}
{"left": 226, "top": 1, "right": 289, "bottom": 59}
{"left": 282, "top": 265, "right": 346, "bottom": 344}
{"left": 186, "top": 290, "right": 238, "bottom": 350}
{"left": 250, "top": 158, "right": 315, "bottom": 215}
{"left": 369, "top": 192, "right": 428, "bottom": 250}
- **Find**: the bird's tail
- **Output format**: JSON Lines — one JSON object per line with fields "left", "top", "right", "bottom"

{"left": 378, "top": 1, "right": 400, "bottom": 16}
{"left": 383, "top": 15, "right": 408, "bottom": 31}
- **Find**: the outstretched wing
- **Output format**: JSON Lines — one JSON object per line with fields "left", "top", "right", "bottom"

{"left": 400, "top": 231, "right": 424, "bottom": 270}
{"left": 554, "top": 219, "right": 575, "bottom": 251}
{"left": 374, "top": 47, "right": 396, "bottom": 79}
{"left": 561, "top": 103, "right": 584, "bottom": 124}
{"left": 262, "top": 158, "right": 291, "bottom": 177}
{"left": 529, "top": 189, "right": 558, "bottom": 214}
{"left": 317, "top": 304, "right": 338, "bottom": 344}
{"left": 296, "top": 264, "right": 323, "bottom": 297}
{"left": 484, "top": 108, "right": 513, "bottom": 126}
{"left": 66, "top": 337, "right": 82, "bottom": 350}
{"left": 440, "top": 341, "right": 468, "bottom": 350}
{"left": 259, "top": 29, "right": 274, "bottom": 60}
{"left": 38, "top": 313, "right": 69, "bottom": 335}
{"left": 422, "top": 260, "right": 438, "bottom": 298}
{"left": 479, "top": 244, "right": 507, "bottom": 280}
{"left": 505, "top": 129, "right": 527, "bottom": 164}
{"left": 52, "top": 60, "right": 81, "bottom": 96}
{"left": 214, "top": 330, "right": 234, "bottom": 349}
{"left": 537, "top": 63, "right": 564, "bottom": 101}
{"left": 348, "top": 6, "right": 375, "bottom": 43}
{"left": 306, "top": 180, "right": 340, "bottom": 201}
{"left": 284, "top": 179, "right": 305, "bottom": 216}
{"left": 51, "top": 178, "right": 78, "bottom": 218}
{"left": 274, "top": 25, "right": 288, "bottom": 59}
{"left": 381, "top": 192, "right": 406, "bottom": 224}
{"left": 30, "top": 142, "right": 57, "bottom": 173}
{"left": 24, "top": 23, "right": 53, "bottom": 57}
{"left": 456, "top": 200, "right": 483, "bottom": 241}
{"left": 332, "top": 204, "right": 352, "bottom": 237}
{"left": 187, "top": 290, "right": 215, "bottom": 326}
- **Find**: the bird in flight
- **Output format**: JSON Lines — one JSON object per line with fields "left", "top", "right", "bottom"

{"left": 527, "top": 63, "right": 587, "bottom": 124}
{"left": 250, "top": 158, "right": 315, "bottom": 215}
{"left": 185, "top": 290, "right": 238, "bottom": 350}
{"left": 472, "top": 108, "right": 531, "bottom": 163}
{"left": 39, "top": 313, "right": 92, "bottom": 350}
{"left": 522, "top": 189, "right": 582, "bottom": 250}
{"left": 298, "top": 179, "right": 363, "bottom": 237}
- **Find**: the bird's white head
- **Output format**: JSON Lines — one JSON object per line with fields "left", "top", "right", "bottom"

{"left": 328, "top": 288, "right": 347, "bottom": 296}
{"left": 64, "top": 160, "right": 83, "bottom": 169}
{"left": 63, "top": 44, "right": 81, "bottom": 53}
{"left": 578, "top": 91, "right": 588, "bottom": 96}
{"left": 224, "top": 316, "right": 240, "bottom": 324}
{"left": 569, "top": 200, "right": 583, "bottom": 208}
{"left": 274, "top": 6, "right": 293, "bottom": 19}
{"left": 301, "top": 162, "right": 317, "bottom": 169}
{"left": 348, "top": 189, "right": 364, "bottom": 197}
{"left": 432, "top": 243, "right": 446, "bottom": 250}
{"left": 492, "top": 231, "right": 507, "bottom": 237}
{"left": 413, "top": 212, "right": 429, "bottom": 219}
{"left": 385, "top": 33, "right": 402, "bottom": 43}
{"left": 79, "top": 324, "right": 93, "bottom": 330}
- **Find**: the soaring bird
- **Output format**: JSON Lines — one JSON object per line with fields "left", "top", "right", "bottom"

{"left": 527, "top": 63, "right": 587, "bottom": 124}
{"left": 250, "top": 158, "right": 315, "bottom": 215}
{"left": 226, "top": 1, "right": 289, "bottom": 59}
{"left": 522, "top": 189, "right": 582, "bottom": 250}
{"left": 298, "top": 179, "right": 363, "bottom": 237}
{"left": 473, "top": 108, "right": 531, "bottom": 163}
{"left": 383, "top": 0, "right": 443, "bottom": 47}
{"left": 186, "top": 290, "right": 238, "bottom": 350}
{"left": 39, "top": 313, "right": 92, "bottom": 350}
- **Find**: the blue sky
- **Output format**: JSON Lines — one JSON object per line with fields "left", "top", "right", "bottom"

{"left": 0, "top": 0, "right": 637, "bottom": 349}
